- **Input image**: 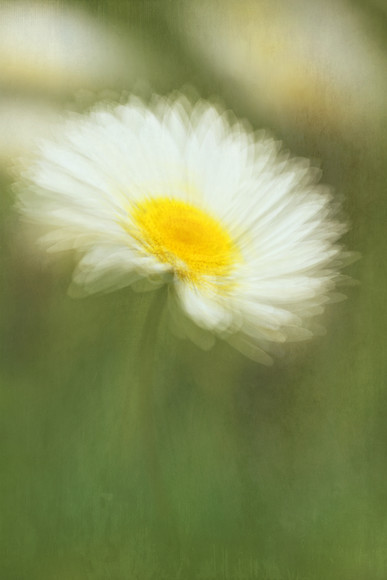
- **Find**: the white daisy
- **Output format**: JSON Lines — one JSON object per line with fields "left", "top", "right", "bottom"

{"left": 18, "top": 94, "right": 348, "bottom": 363}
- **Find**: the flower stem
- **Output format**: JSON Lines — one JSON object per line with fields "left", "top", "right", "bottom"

{"left": 136, "top": 285, "right": 176, "bottom": 538}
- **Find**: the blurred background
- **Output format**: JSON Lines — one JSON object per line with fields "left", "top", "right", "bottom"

{"left": 1, "top": 0, "right": 387, "bottom": 578}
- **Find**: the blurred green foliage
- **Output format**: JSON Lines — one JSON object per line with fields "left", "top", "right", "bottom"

{"left": 1, "top": 1, "right": 387, "bottom": 578}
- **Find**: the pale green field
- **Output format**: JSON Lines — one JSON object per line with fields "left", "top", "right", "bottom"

{"left": 1, "top": 1, "right": 387, "bottom": 578}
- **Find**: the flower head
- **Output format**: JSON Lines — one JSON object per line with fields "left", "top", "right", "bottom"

{"left": 18, "top": 95, "right": 348, "bottom": 362}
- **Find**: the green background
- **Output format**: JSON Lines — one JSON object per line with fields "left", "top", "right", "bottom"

{"left": 1, "top": 1, "right": 387, "bottom": 578}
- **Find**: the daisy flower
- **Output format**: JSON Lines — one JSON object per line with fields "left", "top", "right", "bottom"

{"left": 18, "top": 95, "right": 348, "bottom": 363}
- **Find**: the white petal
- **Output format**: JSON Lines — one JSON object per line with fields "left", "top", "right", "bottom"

{"left": 69, "top": 245, "right": 168, "bottom": 296}
{"left": 175, "top": 282, "right": 234, "bottom": 333}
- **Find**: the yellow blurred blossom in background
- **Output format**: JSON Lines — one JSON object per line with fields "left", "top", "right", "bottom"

{"left": 176, "top": 0, "right": 387, "bottom": 134}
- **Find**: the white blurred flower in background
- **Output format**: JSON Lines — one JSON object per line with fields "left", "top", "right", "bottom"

{"left": 18, "top": 95, "right": 348, "bottom": 363}
{"left": 176, "top": 0, "right": 387, "bottom": 134}
{"left": 0, "top": 1, "right": 166, "bottom": 167}
{"left": 0, "top": 97, "right": 61, "bottom": 166}
{"left": 0, "top": 1, "right": 139, "bottom": 94}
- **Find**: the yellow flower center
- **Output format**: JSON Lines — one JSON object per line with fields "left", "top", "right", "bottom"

{"left": 130, "top": 197, "right": 240, "bottom": 287}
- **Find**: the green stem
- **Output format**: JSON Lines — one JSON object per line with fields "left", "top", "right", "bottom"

{"left": 136, "top": 285, "right": 178, "bottom": 544}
